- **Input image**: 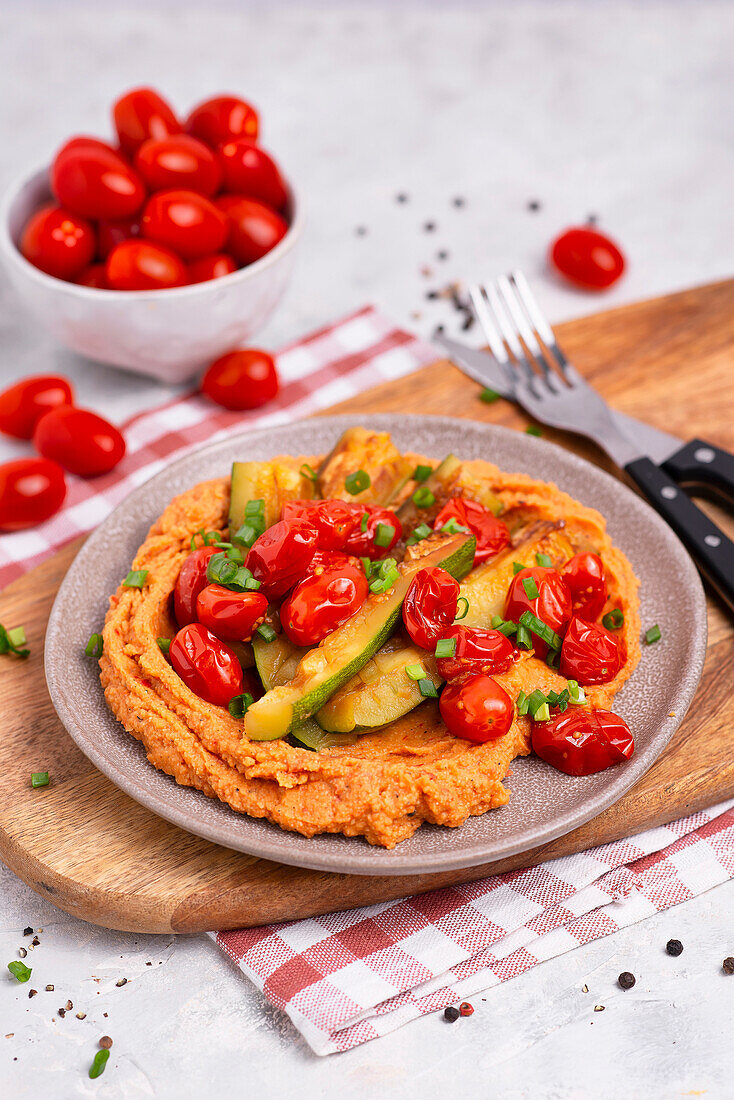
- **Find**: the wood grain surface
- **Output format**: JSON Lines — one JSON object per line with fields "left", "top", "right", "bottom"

{"left": 0, "top": 278, "right": 732, "bottom": 934}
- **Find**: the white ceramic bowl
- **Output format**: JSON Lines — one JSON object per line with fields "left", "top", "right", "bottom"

{"left": 0, "top": 166, "right": 304, "bottom": 383}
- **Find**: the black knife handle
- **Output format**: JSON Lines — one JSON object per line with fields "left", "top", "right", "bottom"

{"left": 662, "top": 438, "right": 734, "bottom": 505}
{"left": 625, "top": 456, "right": 734, "bottom": 615}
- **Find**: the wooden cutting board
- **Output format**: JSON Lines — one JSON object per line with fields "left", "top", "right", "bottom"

{"left": 1, "top": 279, "right": 733, "bottom": 934}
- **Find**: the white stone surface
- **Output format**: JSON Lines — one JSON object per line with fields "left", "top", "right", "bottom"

{"left": 0, "top": 1, "right": 732, "bottom": 1095}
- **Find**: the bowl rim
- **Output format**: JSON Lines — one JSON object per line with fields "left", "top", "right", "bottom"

{"left": 0, "top": 162, "right": 305, "bottom": 301}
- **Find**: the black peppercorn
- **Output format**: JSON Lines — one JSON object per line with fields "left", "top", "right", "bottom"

{"left": 443, "top": 1005, "right": 460, "bottom": 1022}
{"left": 666, "top": 939, "right": 683, "bottom": 957}
{"left": 722, "top": 957, "right": 734, "bottom": 975}
{"left": 618, "top": 971, "right": 636, "bottom": 990}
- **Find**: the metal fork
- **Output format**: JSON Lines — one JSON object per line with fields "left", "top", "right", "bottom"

{"left": 467, "top": 271, "right": 734, "bottom": 612}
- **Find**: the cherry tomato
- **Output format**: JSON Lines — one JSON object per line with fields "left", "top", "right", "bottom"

{"left": 169, "top": 622, "right": 243, "bottom": 707}
{"left": 186, "top": 95, "right": 259, "bottom": 147}
{"left": 113, "top": 87, "right": 182, "bottom": 155}
{"left": 280, "top": 555, "right": 369, "bottom": 646}
{"left": 550, "top": 227, "right": 625, "bottom": 291}
{"left": 560, "top": 552, "right": 607, "bottom": 621}
{"left": 0, "top": 457, "right": 67, "bottom": 531}
{"left": 246, "top": 518, "right": 318, "bottom": 600}
{"left": 196, "top": 583, "right": 268, "bottom": 642}
{"left": 97, "top": 216, "right": 140, "bottom": 260}
{"left": 403, "top": 567, "right": 459, "bottom": 650}
{"left": 174, "top": 547, "right": 217, "bottom": 626}
{"left": 200, "top": 349, "right": 279, "bottom": 410}
{"left": 532, "top": 708, "right": 634, "bottom": 776}
{"left": 33, "top": 407, "right": 126, "bottom": 477}
{"left": 20, "top": 204, "right": 95, "bottom": 281}
{"left": 435, "top": 625, "right": 515, "bottom": 681}
{"left": 51, "top": 140, "right": 146, "bottom": 220}
{"left": 504, "top": 566, "right": 572, "bottom": 658}
{"left": 439, "top": 674, "right": 514, "bottom": 743}
{"left": 282, "top": 499, "right": 359, "bottom": 551}
{"left": 105, "top": 239, "right": 188, "bottom": 291}
{"left": 135, "top": 135, "right": 222, "bottom": 196}
{"left": 433, "top": 498, "right": 510, "bottom": 565}
{"left": 141, "top": 189, "right": 228, "bottom": 260}
{"left": 0, "top": 375, "right": 74, "bottom": 440}
{"left": 559, "top": 616, "right": 623, "bottom": 685}
{"left": 218, "top": 140, "right": 287, "bottom": 210}
{"left": 216, "top": 195, "right": 288, "bottom": 266}
{"left": 344, "top": 506, "right": 402, "bottom": 559}
{"left": 76, "top": 263, "right": 108, "bottom": 288}
{"left": 188, "top": 253, "right": 237, "bottom": 283}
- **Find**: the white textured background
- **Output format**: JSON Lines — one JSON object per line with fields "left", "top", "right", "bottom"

{"left": 1, "top": 1, "right": 733, "bottom": 1095}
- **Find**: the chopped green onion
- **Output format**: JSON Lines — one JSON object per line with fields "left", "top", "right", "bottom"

{"left": 7, "top": 960, "right": 32, "bottom": 983}
{"left": 406, "top": 523, "right": 433, "bottom": 546}
{"left": 522, "top": 576, "right": 539, "bottom": 600}
{"left": 156, "top": 637, "right": 171, "bottom": 655}
{"left": 512, "top": 562, "right": 525, "bottom": 575}
{"left": 89, "top": 1049, "right": 110, "bottom": 1079}
{"left": 300, "top": 463, "right": 319, "bottom": 483}
{"left": 228, "top": 693, "right": 254, "bottom": 719}
{"left": 435, "top": 637, "right": 457, "bottom": 659}
{"left": 412, "top": 486, "right": 435, "bottom": 508}
{"left": 31, "top": 772, "right": 49, "bottom": 789}
{"left": 369, "top": 558, "right": 399, "bottom": 594}
{"left": 567, "top": 679, "right": 587, "bottom": 704}
{"left": 360, "top": 557, "right": 373, "bottom": 577}
{"left": 533, "top": 702, "right": 551, "bottom": 721}
{"left": 441, "top": 518, "right": 470, "bottom": 536}
{"left": 0, "top": 623, "right": 30, "bottom": 658}
{"left": 526, "top": 689, "right": 548, "bottom": 718}
{"left": 234, "top": 524, "right": 256, "bottom": 546}
{"left": 405, "top": 663, "right": 425, "bottom": 681}
{"left": 345, "top": 469, "right": 370, "bottom": 495}
{"left": 526, "top": 425, "right": 543, "bottom": 437}
{"left": 645, "top": 624, "right": 661, "bottom": 645}
{"left": 207, "top": 553, "right": 238, "bottom": 586}
{"left": 602, "top": 608, "right": 624, "bottom": 631}
{"left": 85, "top": 633, "right": 103, "bottom": 659}
{"left": 190, "top": 528, "right": 220, "bottom": 550}
{"left": 516, "top": 690, "right": 529, "bottom": 716}
{"left": 256, "top": 623, "right": 277, "bottom": 643}
{"left": 412, "top": 464, "right": 433, "bottom": 483}
{"left": 360, "top": 512, "right": 369, "bottom": 533}
{"left": 491, "top": 614, "right": 518, "bottom": 637}
{"left": 418, "top": 678, "right": 439, "bottom": 698}
{"left": 547, "top": 688, "right": 570, "bottom": 712}
{"left": 455, "top": 597, "right": 469, "bottom": 621}
{"left": 545, "top": 648, "right": 561, "bottom": 670}
{"left": 123, "top": 569, "right": 148, "bottom": 588}
{"left": 535, "top": 553, "right": 552, "bottom": 567}
{"left": 519, "top": 610, "right": 562, "bottom": 650}
{"left": 7, "top": 626, "right": 25, "bottom": 647}
{"left": 479, "top": 387, "right": 500, "bottom": 404}
{"left": 516, "top": 624, "right": 532, "bottom": 649}
{"left": 374, "top": 523, "right": 395, "bottom": 548}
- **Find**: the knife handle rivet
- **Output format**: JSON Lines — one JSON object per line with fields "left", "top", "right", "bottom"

{"left": 704, "top": 534, "right": 721, "bottom": 548}
{"left": 694, "top": 447, "right": 715, "bottom": 463}
{"left": 661, "top": 486, "right": 678, "bottom": 500}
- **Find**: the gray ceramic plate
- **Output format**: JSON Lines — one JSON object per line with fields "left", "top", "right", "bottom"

{"left": 45, "top": 414, "right": 706, "bottom": 876}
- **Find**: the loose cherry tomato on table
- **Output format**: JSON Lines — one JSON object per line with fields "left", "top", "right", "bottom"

{"left": 218, "top": 141, "right": 287, "bottom": 210}
{"left": 439, "top": 674, "right": 514, "bottom": 743}
{"left": 282, "top": 500, "right": 359, "bottom": 551}
{"left": 97, "top": 217, "right": 141, "bottom": 260}
{"left": 561, "top": 552, "right": 607, "bottom": 621}
{"left": 344, "top": 506, "right": 402, "bottom": 559}
{"left": 403, "top": 567, "right": 459, "bottom": 650}
{"left": 550, "top": 227, "right": 625, "bottom": 291}
{"left": 135, "top": 135, "right": 222, "bottom": 197}
{"left": 246, "top": 518, "right": 318, "bottom": 600}
{"left": 201, "top": 349, "right": 279, "bottom": 410}
{"left": 174, "top": 547, "right": 217, "bottom": 626}
{"left": 216, "top": 195, "right": 288, "bottom": 265}
{"left": 188, "top": 253, "right": 237, "bottom": 283}
{"left": 0, "top": 375, "right": 74, "bottom": 440}
{"left": 196, "top": 583, "right": 268, "bottom": 642}
{"left": 504, "top": 565, "right": 572, "bottom": 658}
{"left": 186, "top": 95, "right": 259, "bottom": 147}
{"left": 532, "top": 708, "right": 634, "bottom": 775}
{"left": 141, "top": 190, "right": 228, "bottom": 260}
{"left": 105, "top": 239, "right": 188, "bottom": 291}
{"left": 113, "top": 87, "right": 182, "bottom": 155}
{"left": 280, "top": 554, "right": 369, "bottom": 646}
{"left": 33, "top": 407, "right": 126, "bottom": 477}
{"left": 435, "top": 625, "right": 515, "bottom": 682}
{"left": 51, "top": 139, "right": 146, "bottom": 220}
{"left": 20, "top": 204, "right": 95, "bottom": 281}
{"left": 559, "top": 616, "right": 623, "bottom": 685}
{"left": 76, "top": 263, "right": 108, "bottom": 288}
{"left": 433, "top": 498, "right": 510, "bottom": 565}
{"left": 168, "top": 622, "right": 243, "bottom": 707}
{"left": 0, "top": 457, "right": 67, "bottom": 531}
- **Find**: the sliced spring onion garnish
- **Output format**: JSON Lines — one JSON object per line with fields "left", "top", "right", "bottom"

{"left": 491, "top": 614, "right": 518, "bottom": 637}
{"left": 454, "top": 597, "right": 469, "bottom": 621}
{"left": 412, "top": 486, "right": 435, "bottom": 508}
{"left": 512, "top": 561, "right": 525, "bottom": 575}
{"left": 441, "top": 518, "right": 470, "bottom": 536}
{"left": 345, "top": 469, "right": 370, "bottom": 495}
{"left": 228, "top": 692, "right": 254, "bottom": 719}
{"left": 360, "top": 512, "right": 369, "bottom": 533}
{"left": 602, "top": 608, "right": 624, "bottom": 630}
{"left": 405, "top": 663, "right": 425, "bottom": 681}
{"left": 521, "top": 576, "right": 539, "bottom": 600}
{"left": 256, "top": 623, "right": 277, "bottom": 643}
{"left": 190, "top": 529, "right": 221, "bottom": 550}
{"left": 369, "top": 558, "right": 399, "bottom": 594}
{"left": 360, "top": 557, "right": 373, "bottom": 577}
{"left": 526, "top": 425, "right": 542, "bottom": 437}
{"left": 526, "top": 689, "right": 548, "bottom": 718}
{"left": 374, "top": 523, "right": 395, "bottom": 548}
{"left": 545, "top": 648, "right": 561, "bottom": 670}
{"left": 7, "top": 960, "right": 32, "bottom": 983}
{"left": 566, "top": 679, "right": 586, "bottom": 704}
{"left": 519, "top": 610, "right": 562, "bottom": 650}
{"left": 418, "top": 678, "right": 439, "bottom": 698}
{"left": 479, "top": 387, "right": 500, "bottom": 404}
{"left": 406, "top": 523, "right": 433, "bottom": 546}
{"left": 123, "top": 569, "right": 148, "bottom": 588}
{"left": 300, "top": 463, "right": 319, "bottom": 483}
{"left": 412, "top": 464, "right": 433, "bottom": 483}
{"left": 535, "top": 553, "right": 552, "bottom": 567}
{"left": 31, "top": 772, "right": 49, "bottom": 788}
{"left": 516, "top": 624, "right": 532, "bottom": 649}
{"left": 645, "top": 624, "right": 661, "bottom": 645}
{"left": 533, "top": 702, "right": 551, "bottom": 721}
{"left": 234, "top": 499, "right": 266, "bottom": 547}
{"left": 156, "top": 637, "right": 171, "bottom": 655}
{"left": 435, "top": 636, "right": 457, "bottom": 659}
{"left": 516, "top": 690, "right": 528, "bottom": 715}
{"left": 85, "top": 633, "right": 103, "bottom": 659}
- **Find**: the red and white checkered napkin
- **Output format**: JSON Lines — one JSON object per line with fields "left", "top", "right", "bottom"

{"left": 0, "top": 306, "right": 438, "bottom": 591}
{"left": 213, "top": 800, "right": 734, "bottom": 1056}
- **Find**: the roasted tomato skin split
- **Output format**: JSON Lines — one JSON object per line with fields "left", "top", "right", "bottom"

{"left": 504, "top": 565, "right": 572, "bottom": 658}
{"left": 561, "top": 552, "right": 607, "bottom": 621}
{"left": 344, "top": 506, "right": 402, "bottom": 558}
{"left": 532, "top": 709, "right": 634, "bottom": 775}
{"left": 281, "top": 500, "right": 402, "bottom": 558}
{"left": 559, "top": 616, "right": 623, "bottom": 685}
{"left": 439, "top": 674, "right": 514, "bottom": 743}
{"left": 196, "top": 584, "right": 268, "bottom": 642}
{"left": 174, "top": 547, "right": 217, "bottom": 626}
{"left": 280, "top": 555, "right": 369, "bottom": 646}
{"left": 436, "top": 625, "right": 515, "bottom": 682}
{"left": 433, "top": 498, "right": 510, "bottom": 565}
{"left": 168, "top": 622, "right": 244, "bottom": 707}
{"left": 403, "top": 567, "right": 459, "bottom": 650}
{"left": 246, "top": 518, "right": 318, "bottom": 600}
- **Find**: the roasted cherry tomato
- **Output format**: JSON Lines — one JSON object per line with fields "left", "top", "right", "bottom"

{"left": 504, "top": 565, "right": 572, "bottom": 658}
{"left": 403, "top": 567, "right": 459, "bottom": 650}
{"left": 344, "top": 506, "right": 402, "bottom": 559}
{"left": 186, "top": 95, "right": 259, "bottom": 147}
{"left": 280, "top": 554, "right": 369, "bottom": 646}
{"left": 105, "top": 239, "right": 188, "bottom": 291}
{"left": 433, "top": 498, "right": 510, "bottom": 565}
{"left": 550, "top": 227, "right": 625, "bottom": 291}
{"left": 282, "top": 499, "right": 359, "bottom": 552}
{"left": 435, "top": 625, "right": 515, "bottom": 681}
{"left": 20, "top": 204, "right": 95, "bottom": 281}
{"left": 97, "top": 216, "right": 141, "bottom": 260}
{"left": 532, "top": 708, "right": 634, "bottom": 775}
{"left": 113, "top": 87, "right": 182, "bottom": 155}
{"left": 135, "top": 135, "right": 222, "bottom": 197}
{"left": 33, "top": 406, "right": 126, "bottom": 477}
{"left": 559, "top": 616, "right": 623, "bottom": 685}
{"left": 439, "top": 673, "right": 514, "bottom": 743}
{"left": 51, "top": 139, "right": 146, "bottom": 220}
{"left": 0, "top": 457, "right": 67, "bottom": 531}
{"left": 0, "top": 374, "right": 74, "bottom": 440}
{"left": 218, "top": 140, "right": 287, "bottom": 210}
{"left": 169, "top": 622, "right": 243, "bottom": 707}
{"left": 200, "top": 349, "right": 279, "bottom": 410}
{"left": 174, "top": 546, "right": 217, "bottom": 626}
{"left": 196, "top": 583, "right": 268, "bottom": 642}
{"left": 561, "top": 552, "right": 607, "bottom": 621}
{"left": 216, "top": 195, "right": 288, "bottom": 266}
{"left": 246, "top": 518, "right": 318, "bottom": 600}
{"left": 76, "top": 263, "right": 108, "bottom": 288}
{"left": 141, "top": 189, "right": 228, "bottom": 260}
{"left": 187, "top": 252, "right": 237, "bottom": 283}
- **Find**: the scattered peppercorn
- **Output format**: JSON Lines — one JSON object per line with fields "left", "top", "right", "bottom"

{"left": 76, "top": 1012, "right": 86, "bottom": 1020}
{"left": 28, "top": 989, "right": 37, "bottom": 999}
{"left": 23, "top": 928, "right": 32, "bottom": 937}
{"left": 65, "top": 1000, "right": 73, "bottom": 1011}
{"left": 722, "top": 957, "right": 734, "bottom": 975}
{"left": 452, "top": 197, "right": 466, "bottom": 208}
{"left": 30, "top": 936, "right": 40, "bottom": 947}
{"left": 618, "top": 972, "right": 636, "bottom": 990}
{"left": 527, "top": 200, "right": 541, "bottom": 212}
{"left": 443, "top": 1006, "right": 460, "bottom": 1022}
{"left": 58, "top": 1008, "right": 66, "bottom": 1018}
{"left": 459, "top": 1002, "right": 474, "bottom": 1016}
{"left": 593, "top": 1004, "right": 605, "bottom": 1012}
{"left": 425, "top": 290, "right": 439, "bottom": 300}
{"left": 45, "top": 984, "right": 54, "bottom": 992}
{"left": 423, "top": 221, "right": 436, "bottom": 232}
{"left": 436, "top": 249, "right": 449, "bottom": 261}
{"left": 115, "top": 978, "right": 127, "bottom": 987}
{"left": 99, "top": 1035, "right": 113, "bottom": 1049}
{"left": 396, "top": 193, "right": 409, "bottom": 203}
{"left": 666, "top": 939, "right": 683, "bottom": 957}
{"left": 581, "top": 984, "right": 589, "bottom": 993}
{"left": 18, "top": 948, "right": 27, "bottom": 959}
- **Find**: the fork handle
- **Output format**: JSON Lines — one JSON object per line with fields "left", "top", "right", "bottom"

{"left": 661, "top": 438, "right": 734, "bottom": 505}
{"left": 625, "top": 456, "right": 734, "bottom": 614}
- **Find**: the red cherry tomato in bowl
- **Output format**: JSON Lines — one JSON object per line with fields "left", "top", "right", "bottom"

{"left": 51, "top": 140, "right": 146, "bottom": 220}
{"left": 216, "top": 195, "right": 288, "bottom": 265}
{"left": 433, "top": 498, "right": 510, "bottom": 565}
{"left": 550, "top": 227, "right": 625, "bottom": 290}
{"left": 20, "top": 204, "right": 95, "bottom": 281}
{"left": 561, "top": 552, "right": 607, "bottom": 621}
{"left": 135, "top": 135, "right": 222, "bottom": 196}
{"left": 33, "top": 407, "right": 125, "bottom": 477}
{"left": 218, "top": 141, "right": 287, "bottom": 209}
{"left": 201, "top": 349, "right": 279, "bottom": 410}
{"left": 97, "top": 217, "right": 140, "bottom": 260}
{"left": 188, "top": 253, "right": 237, "bottom": 283}
{"left": 403, "top": 567, "right": 459, "bottom": 650}
{"left": 174, "top": 546, "right": 217, "bottom": 627}
{"left": 532, "top": 708, "right": 634, "bottom": 775}
{"left": 196, "top": 583, "right": 268, "bottom": 642}
{"left": 280, "top": 554, "right": 369, "bottom": 646}
{"left": 186, "top": 95, "right": 259, "bottom": 147}
{"left": 435, "top": 625, "right": 515, "bottom": 681}
{"left": 0, "top": 375, "right": 74, "bottom": 440}
{"left": 105, "top": 239, "right": 188, "bottom": 291}
{"left": 76, "top": 263, "right": 108, "bottom": 288}
{"left": 504, "top": 566, "right": 572, "bottom": 658}
{"left": 559, "top": 616, "right": 623, "bottom": 685}
{"left": 0, "top": 457, "right": 67, "bottom": 531}
{"left": 439, "top": 673, "right": 514, "bottom": 743}
{"left": 141, "top": 190, "right": 228, "bottom": 260}
{"left": 246, "top": 518, "right": 318, "bottom": 600}
{"left": 113, "top": 87, "right": 182, "bottom": 155}
{"left": 169, "top": 622, "right": 243, "bottom": 707}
